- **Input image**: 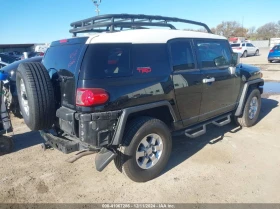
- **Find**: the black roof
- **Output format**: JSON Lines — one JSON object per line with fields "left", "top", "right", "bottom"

{"left": 70, "top": 14, "right": 212, "bottom": 36}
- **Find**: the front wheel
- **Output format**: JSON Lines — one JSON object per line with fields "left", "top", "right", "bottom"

{"left": 234, "top": 88, "right": 261, "bottom": 127}
{"left": 114, "top": 117, "right": 172, "bottom": 182}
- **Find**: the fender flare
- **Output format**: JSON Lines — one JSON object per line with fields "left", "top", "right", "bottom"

{"left": 235, "top": 78, "right": 264, "bottom": 116}
{"left": 111, "top": 101, "right": 177, "bottom": 146}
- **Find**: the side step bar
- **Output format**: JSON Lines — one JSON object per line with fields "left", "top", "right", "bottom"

{"left": 212, "top": 115, "right": 231, "bottom": 127}
{"left": 185, "top": 125, "right": 206, "bottom": 138}
{"left": 184, "top": 114, "right": 232, "bottom": 139}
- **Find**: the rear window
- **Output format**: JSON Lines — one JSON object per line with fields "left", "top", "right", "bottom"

{"left": 80, "top": 44, "right": 131, "bottom": 79}
{"left": 273, "top": 45, "right": 280, "bottom": 50}
{"left": 231, "top": 44, "right": 240, "bottom": 47}
{"left": 42, "top": 44, "right": 83, "bottom": 74}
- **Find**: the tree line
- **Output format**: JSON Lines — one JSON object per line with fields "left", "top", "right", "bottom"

{"left": 186, "top": 20, "right": 280, "bottom": 40}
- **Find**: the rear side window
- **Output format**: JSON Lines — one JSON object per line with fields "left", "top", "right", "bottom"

{"left": 242, "top": 43, "right": 246, "bottom": 46}
{"left": 195, "top": 39, "right": 232, "bottom": 68}
{"left": 169, "top": 40, "right": 195, "bottom": 71}
{"left": 43, "top": 44, "right": 83, "bottom": 74}
{"left": 81, "top": 44, "right": 131, "bottom": 79}
{"left": 132, "top": 44, "right": 170, "bottom": 76}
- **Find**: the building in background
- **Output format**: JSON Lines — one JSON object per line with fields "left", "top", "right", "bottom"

{"left": 270, "top": 38, "right": 280, "bottom": 49}
{"left": 228, "top": 37, "right": 246, "bottom": 43}
{"left": 0, "top": 43, "right": 49, "bottom": 54}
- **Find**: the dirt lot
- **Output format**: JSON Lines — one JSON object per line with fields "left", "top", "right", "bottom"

{"left": 242, "top": 47, "right": 280, "bottom": 81}
{"left": 0, "top": 54, "right": 280, "bottom": 203}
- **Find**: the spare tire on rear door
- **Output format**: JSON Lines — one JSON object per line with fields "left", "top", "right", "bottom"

{"left": 16, "top": 62, "right": 55, "bottom": 131}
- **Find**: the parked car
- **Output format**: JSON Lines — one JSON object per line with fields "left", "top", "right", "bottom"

{"left": 20, "top": 51, "right": 44, "bottom": 60}
{"left": 1, "top": 57, "right": 43, "bottom": 117}
{"left": 231, "top": 42, "right": 259, "bottom": 58}
{"left": 0, "top": 54, "right": 17, "bottom": 64}
{"left": 0, "top": 61, "right": 8, "bottom": 69}
{"left": 268, "top": 45, "right": 280, "bottom": 63}
{"left": 16, "top": 14, "right": 263, "bottom": 182}
{"left": 1, "top": 51, "right": 21, "bottom": 59}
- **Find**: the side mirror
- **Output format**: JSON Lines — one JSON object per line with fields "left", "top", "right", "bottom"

{"left": 231, "top": 52, "right": 240, "bottom": 66}
{"left": 214, "top": 56, "right": 228, "bottom": 67}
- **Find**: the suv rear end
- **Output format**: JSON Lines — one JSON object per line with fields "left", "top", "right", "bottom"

{"left": 268, "top": 45, "right": 280, "bottom": 63}
{"left": 231, "top": 43, "right": 244, "bottom": 56}
{"left": 40, "top": 37, "right": 121, "bottom": 151}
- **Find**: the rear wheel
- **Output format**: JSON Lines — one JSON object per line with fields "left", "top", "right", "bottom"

{"left": 16, "top": 62, "right": 55, "bottom": 131}
{"left": 114, "top": 117, "right": 172, "bottom": 182}
{"left": 268, "top": 60, "right": 273, "bottom": 63}
{"left": 234, "top": 88, "right": 261, "bottom": 127}
{"left": 255, "top": 50, "right": 259, "bottom": 56}
{"left": 242, "top": 51, "right": 247, "bottom": 58}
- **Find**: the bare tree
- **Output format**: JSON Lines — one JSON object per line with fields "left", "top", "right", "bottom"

{"left": 211, "top": 27, "right": 216, "bottom": 34}
{"left": 257, "top": 22, "right": 279, "bottom": 40}
{"left": 215, "top": 21, "right": 243, "bottom": 37}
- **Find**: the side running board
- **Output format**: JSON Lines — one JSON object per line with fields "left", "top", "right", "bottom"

{"left": 184, "top": 114, "right": 231, "bottom": 139}
{"left": 212, "top": 115, "right": 231, "bottom": 127}
{"left": 185, "top": 125, "right": 206, "bottom": 139}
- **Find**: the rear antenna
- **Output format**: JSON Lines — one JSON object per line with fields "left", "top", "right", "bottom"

{"left": 92, "top": 0, "right": 102, "bottom": 16}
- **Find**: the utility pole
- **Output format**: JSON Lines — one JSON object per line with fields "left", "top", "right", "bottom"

{"left": 242, "top": 16, "right": 245, "bottom": 38}
{"left": 92, "top": 0, "right": 101, "bottom": 16}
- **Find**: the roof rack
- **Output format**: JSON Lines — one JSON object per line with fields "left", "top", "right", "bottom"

{"left": 70, "top": 14, "right": 212, "bottom": 37}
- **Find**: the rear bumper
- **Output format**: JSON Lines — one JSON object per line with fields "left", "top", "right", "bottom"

{"left": 39, "top": 131, "right": 82, "bottom": 154}
{"left": 40, "top": 107, "right": 121, "bottom": 154}
{"left": 268, "top": 57, "right": 280, "bottom": 61}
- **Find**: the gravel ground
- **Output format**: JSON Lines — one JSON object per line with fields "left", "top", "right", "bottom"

{"left": 0, "top": 54, "right": 280, "bottom": 203}
{"left": 241, "top": 47, "right": 280, "bottom": 81}
{"left": 0, "top": 93, "right": 279, "bottom": 203}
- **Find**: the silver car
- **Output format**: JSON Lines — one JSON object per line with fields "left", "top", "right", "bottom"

{"left": 231, "top": 42, "right": 259, "bottom": 58}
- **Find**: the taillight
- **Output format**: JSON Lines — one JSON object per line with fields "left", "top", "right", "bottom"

{"left": 76, "top": 88, "right": 109, "bottom": 106}
{"left": 238, "top": 47, "right": 242, "bottom": 50}
{"left": 270, "top": 50, "right": 274, "bottom": 53}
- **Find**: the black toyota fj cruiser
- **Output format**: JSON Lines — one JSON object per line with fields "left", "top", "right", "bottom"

{"left": 16, "top": 14, "right": 264, "bottom": 182}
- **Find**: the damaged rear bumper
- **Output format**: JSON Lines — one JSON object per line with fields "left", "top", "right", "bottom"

{"left": 39, "top": 130, "right": 117, "bottom": 171}
{"left": 39, "top": 106, "right": 122, "bottom": 171}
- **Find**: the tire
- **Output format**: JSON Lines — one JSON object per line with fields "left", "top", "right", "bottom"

{"left": 16, "top": 62, "right": 55, "bottom": 131}
{"left": 242, "top": 51, "right": 247, "bottom": 58}
{"left": 268, "top": 60, "right": 273, "bottom": 63}
{"left": 255, "top": 50, "right": 259, "bottom": 56}
{"left": 235, "top": 88, "right": 261, "bottom": 127}
{"left": 114, "top": 117, "right": 172, "bottom": 182}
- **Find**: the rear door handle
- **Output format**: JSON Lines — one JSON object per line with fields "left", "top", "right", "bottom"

{"left": 202, "top": 77, "right": 215, "bottom": 83}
